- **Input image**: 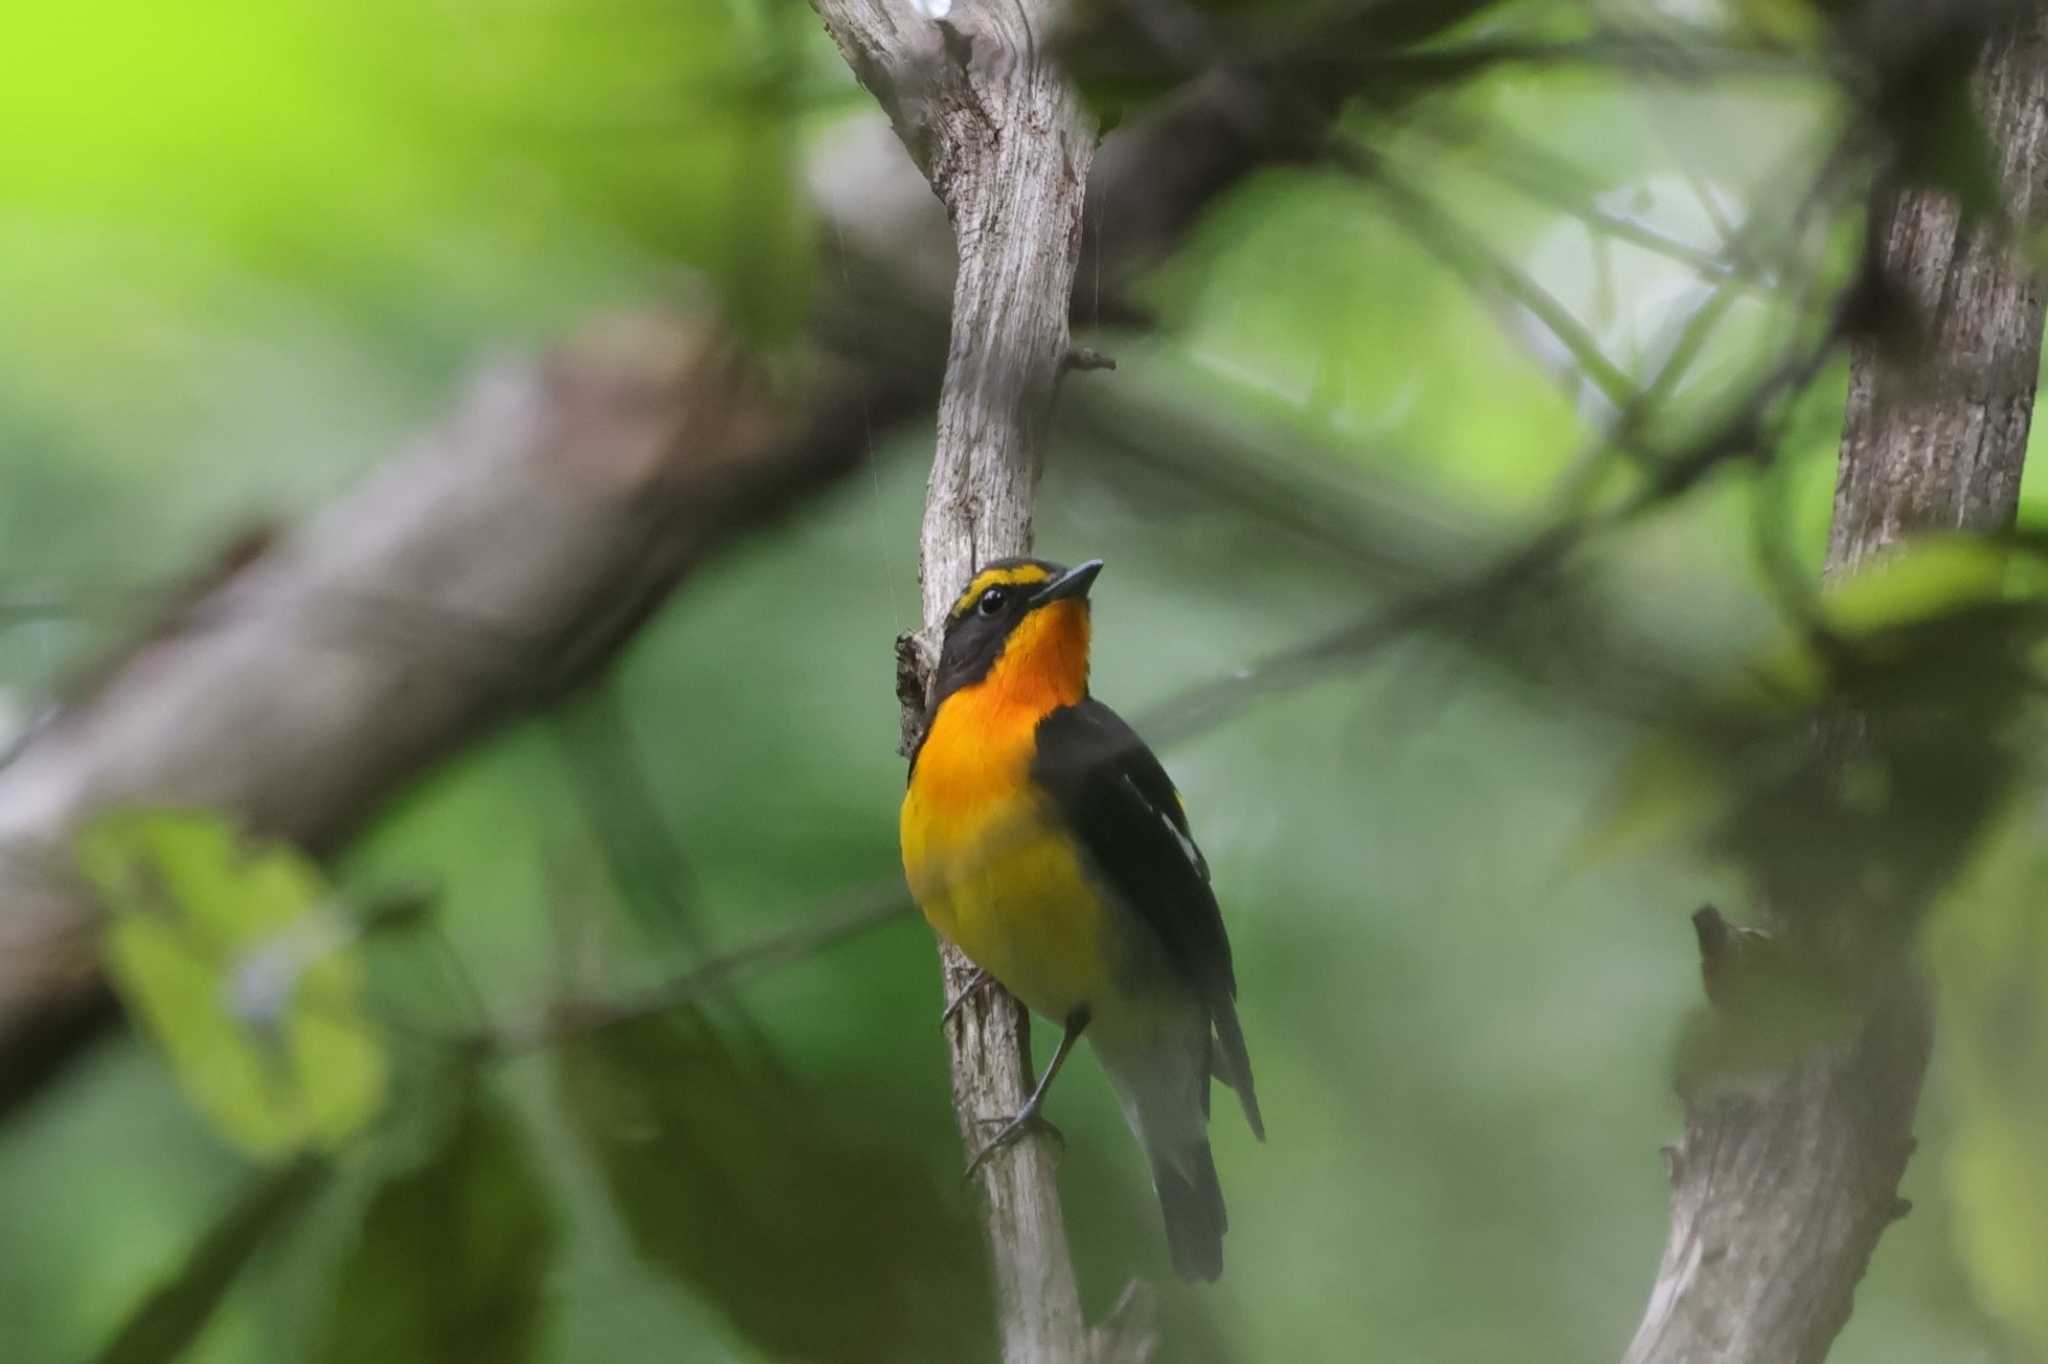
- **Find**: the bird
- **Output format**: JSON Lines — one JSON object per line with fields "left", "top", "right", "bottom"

{"left": 899, "top": 555, "right": 1263, "bottom": 1282}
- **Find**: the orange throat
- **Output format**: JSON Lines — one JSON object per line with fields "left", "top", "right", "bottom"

{"left": 912, "top": 599, "right": 1091, "bottom": 810}
{"left": 971, "top": 598, "right": 1091, "bottom": 718}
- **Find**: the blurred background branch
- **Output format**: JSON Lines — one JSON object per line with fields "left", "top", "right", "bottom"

{"left": 1625, "top": 11, "right": 2048, "bottom": 1364}
{"left": 0, "top": 309, "right": 865, "bottom": 1115}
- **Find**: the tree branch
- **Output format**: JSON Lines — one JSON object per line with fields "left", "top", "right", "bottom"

{"left": 0, "top": 309, "right": 867, "bottom": 1115}
{"left": 811, "top": 0, "right": 1127, "bottom": 1358}
{"left": 1623, "top": 15, "right": 2048, "bottom": 1364}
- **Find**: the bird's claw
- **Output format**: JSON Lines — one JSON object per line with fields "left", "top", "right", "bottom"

{"left": 939, "top": 968, "right": 997, "bottom": 1035}
{"left": 963, "top": 1108, "right": 1064, "bottom": 1181}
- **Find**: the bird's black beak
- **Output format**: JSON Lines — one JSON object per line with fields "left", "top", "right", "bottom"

{"left": 1030, "top": 558, "right": 1103, "bottom": 607}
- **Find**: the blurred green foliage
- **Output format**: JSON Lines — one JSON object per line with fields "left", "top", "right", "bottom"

{"left": 93, "top": 1159, "right": 331, "bottom": 1364}
{"left": 79, "top": 812, "right": 385, "bottom": 1161}
{"left": 308, "top": 1082, "right": 559, "bottom": 1364}
{"left": 3, "top": 0, "right": 2047, "bottom": 1362}
{"left": 554, "top": 1012, "right": 993, "bottom": 1361}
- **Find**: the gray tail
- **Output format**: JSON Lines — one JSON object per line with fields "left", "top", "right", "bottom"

{"left": 1152, "top": 1141, "right": 1227, "bottom": 1283}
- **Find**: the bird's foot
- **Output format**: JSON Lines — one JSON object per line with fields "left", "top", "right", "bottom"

{"left": 939, "top": 967, "right": 997, "bottom": 1035}
{"left": 963, "top": 1106, "right": 1064, "bottom": 1180}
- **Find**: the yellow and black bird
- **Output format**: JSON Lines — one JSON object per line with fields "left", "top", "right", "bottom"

{"left": 900, "top": 557, "right": 1263, "bottom": 1282}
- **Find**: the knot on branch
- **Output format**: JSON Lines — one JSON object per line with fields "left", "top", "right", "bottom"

{"left": 1678, "top": 905, "right": 1863, "bottom": 1100}
{"left": 938, "top": 16, "right": 974, "bottom": 70}
{"left": 895, "top": 630, "right": 938, "bottom": 758}
{"left": 1692, "top": 903, "right": 1772, "bottom": 1010}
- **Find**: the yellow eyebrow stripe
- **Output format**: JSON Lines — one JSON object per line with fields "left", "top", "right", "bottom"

{"left": 949, "top": 563, "right": 1051, "bottom": 617}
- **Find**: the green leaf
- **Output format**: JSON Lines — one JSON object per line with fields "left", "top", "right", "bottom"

{"left": 554, "top": 1013, "right": 991, "bottom": 1362}
{"left": 77, "top": 810, "right": 386, "bottom": 1160}
{"left": 1824, "top": 535, "right": 2010, "bottom": 636}
{"left": 91, "top": 1157, "right": 330, "bottom": 1364}
{"left": 308, "top": 1085, "right": 560, "bottom": 1364}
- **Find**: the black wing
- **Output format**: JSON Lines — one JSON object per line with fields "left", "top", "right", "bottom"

{"left": 1031, "top": 699, "right": 1264, "bottom": 1139}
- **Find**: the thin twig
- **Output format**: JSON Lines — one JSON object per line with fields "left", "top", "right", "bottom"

{"left": 487, "top": 884, "right": 913, "bottom": 1055}
{"left": 1334, "top": 144, "right": 1644, "bottom": 411}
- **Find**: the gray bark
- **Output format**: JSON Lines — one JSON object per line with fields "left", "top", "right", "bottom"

{"left": 1624, "top": 16, "right": 2048, "bottom": 1364}
{"left": 0, "top": 310, "right": 866, "bottom": 1111}
{"left": 1827, "top": 20, "right": 2048, "bottom": 580}
{"left": 810, "top": 2, "right": 1134, "bottom": 1360}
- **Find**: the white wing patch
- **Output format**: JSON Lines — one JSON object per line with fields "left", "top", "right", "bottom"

{"left": 1125, "top": 773, "right": 1209, "bottom": 882}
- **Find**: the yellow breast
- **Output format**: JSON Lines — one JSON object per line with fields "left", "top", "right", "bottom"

{"left": 901, "top": 688, "right": 1111, "bottom": 1023}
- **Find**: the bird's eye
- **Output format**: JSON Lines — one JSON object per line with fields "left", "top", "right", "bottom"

{"left": 977, "top": 587, "right": 1009, "bottom": 616}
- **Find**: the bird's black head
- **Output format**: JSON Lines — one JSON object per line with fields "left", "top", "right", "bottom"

{"left": 929, "top": 557, "right": 1103, "bottom": 710}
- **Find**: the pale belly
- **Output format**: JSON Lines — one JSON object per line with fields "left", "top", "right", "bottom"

{"left": 902, "top": 789, "right": 1113, "bottom": 1024}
